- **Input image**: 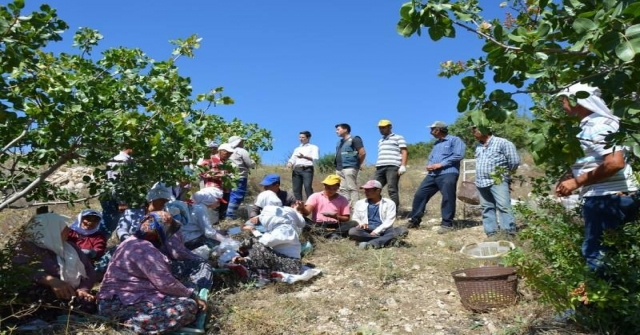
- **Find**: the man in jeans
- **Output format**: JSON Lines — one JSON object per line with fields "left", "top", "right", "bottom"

{"left": 226, "top": 136, "right": 256, "bottom": 219}
{"left": 472, "top": 126, "right": 520, "bottom": 240}
{"left": 375, "top": 119, "right": 408, "bottom": 212}
{"left": 348, "top": 180, "right": 408, "bottom": 249}
{"left": 405, "top": 121, "right": 465, "bottom": 234}
{"left": 287, "top": 131, "right": 319, "bottom": 201}
{"left": 335, "top": 123, "right": 366, "bottom": 208}
{"left": 555, "top": 83, "right": 639, "bottom": 273}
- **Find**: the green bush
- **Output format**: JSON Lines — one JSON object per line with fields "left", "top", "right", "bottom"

{"left": 315, "top": 153, "right": 335, "bottom": 174}
{"left": 505, "top": 181, "right": 640, "bottom": 333}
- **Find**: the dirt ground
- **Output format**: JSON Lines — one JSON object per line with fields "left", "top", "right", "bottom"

{"left": 0, "top": 162, "right": 590, "bottom": 334}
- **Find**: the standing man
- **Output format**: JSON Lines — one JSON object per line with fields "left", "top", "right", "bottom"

{"left": 101, "top": 146, "right": 133, "bottom": 235}
{"left": 287, "top": 131, "right": 319, "bottom": 201}
{"left": 348, "top": 180, "right": 408, "bottom": 249}
{"left": 472, "top": 126, "right": 520, "bottom": 240}
{"left": 375, "top": 119, "right": 408, "bottom": 211}
{"left": 405, "top": 121, "right": 465, "bottom": 234}
{"left": 335, "top": 123, "right": 366, "bottom": 208}
{"left": 226, "top": 136, "right": 256, "bottom": 219}
{"left": 555, "top": 83, "right": 639, "bottom": 273}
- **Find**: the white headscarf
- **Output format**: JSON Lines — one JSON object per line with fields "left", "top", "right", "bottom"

{"left": 557, "top": 83, "right": 619, "bottom": 121}
{"left": 254, "top": 190, "right": 283, "bottom": 208}
{"left": 70, "top": 209, "right": 103, "bottom": 235}
{"left": 192, "top": 187, "right": 224, "bottom": 206}
{"left": 228, "top": 136, "right": 244, "bottom": 149}
{"left": 26, "top": 213, "right": 87, "bottom": 288}
{"left": 259, "top": 206, "right": 306, "bottom": 233}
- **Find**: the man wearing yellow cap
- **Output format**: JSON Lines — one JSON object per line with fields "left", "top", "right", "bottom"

{"left": 296, "top": 174, "right": 358, "bottom": 238}
{"left": 375, "top": 119, "right": 408, "bottom": 211}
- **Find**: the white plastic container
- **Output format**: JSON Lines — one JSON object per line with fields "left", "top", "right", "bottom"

{"left": 460, "top": 241, "right": 516, "bottom": 266}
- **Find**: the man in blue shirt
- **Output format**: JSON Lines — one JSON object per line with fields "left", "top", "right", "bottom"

{"left": 406, "top": 121, "right": 466, "bottom": 234}
{"left": 472, "top": 126, "right": 520, "bottom": 239}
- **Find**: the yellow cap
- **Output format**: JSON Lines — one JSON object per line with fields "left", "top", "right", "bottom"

{"left": 378, "top": 119, "right": 392, "bottom": 127}
{"left": 322, "top": 174, "right": 341, "bottom": 185}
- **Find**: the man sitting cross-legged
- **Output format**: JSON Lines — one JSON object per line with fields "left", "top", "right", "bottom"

{"left": 348, "top": 180, "right": 408, "bottom": 249}
{"left": 296, "top": 174, "right": 357, "bottom": 239}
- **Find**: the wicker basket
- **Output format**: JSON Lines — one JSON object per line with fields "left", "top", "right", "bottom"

{"left": 460, "top": 241, "right": 515, "bottom": 266}
{"left": 451, "top": 266, "right": 518, "bottom": 312}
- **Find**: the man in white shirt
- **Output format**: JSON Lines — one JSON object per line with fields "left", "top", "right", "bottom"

{"left": 287, "top": 131, "right": 319, "bottom": 201}
{"left": 348, "top": 180, "right": 408, "bottom": 249}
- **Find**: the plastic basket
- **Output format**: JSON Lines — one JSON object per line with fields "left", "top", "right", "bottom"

{"left": 460, "top": 241, "right": 515, "bottom": 266}
{"left": 451, "top": 266, "right": 518, "bottom": 312}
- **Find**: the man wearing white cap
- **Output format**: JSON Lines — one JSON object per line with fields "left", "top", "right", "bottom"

{"left": 348, "top": 180, "right": 408, "bottom": 249}
{"left": 375, "top": 119, "right": 408, "bottom": 211}
{"left": 555, "top": 83, "right": 639, "bottom": 273}
{"left": 405, "top": 121, "right": 465, "bottom": 234}
{"left": 226, "top": 136, "right": 256, "bottom": 219}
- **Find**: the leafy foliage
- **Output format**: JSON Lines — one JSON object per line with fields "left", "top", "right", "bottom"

{"left": 398, "top": 0, "right": 640, "bottom": 330}
{"left": 315, "top": 153, "right": 336, "bottom": 174}
{"left": 0, "top": 1, "right": 273, "bottom": 210}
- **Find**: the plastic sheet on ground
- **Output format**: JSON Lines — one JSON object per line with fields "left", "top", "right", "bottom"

{"left": 271, "top": 265, "right": 322, "bottom": 284}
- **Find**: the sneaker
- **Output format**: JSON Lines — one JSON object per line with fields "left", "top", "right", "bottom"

{"left": 436, "top": 226, "right": 454, "bottom": 234}
{"left": 358, "top": 242, "right": 371, "bottom": 250}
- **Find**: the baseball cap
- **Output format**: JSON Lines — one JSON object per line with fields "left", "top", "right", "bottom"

{"left": 378, "top": 119, "right": 392, "bottom": 127}
{"left": 322, "top": 174, "right": 341, "bottom": 185}
{"left": 259, "top": 174, "right": 281, "bottom": 186}
{"left": 429, "top": 121, "right": 448, "bottom": 128}
{"left": 218, "top": 143, "right": 235, "bottom": 153}
{"left": 360, "top": 180, "right": 382, "bottom": 189}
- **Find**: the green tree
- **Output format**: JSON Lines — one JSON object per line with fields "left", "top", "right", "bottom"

{"left": 0, "top": 1, "right": 273, "bottom": 210}
{"left": 396, "top": 0, "right": 640, "bottom": 329}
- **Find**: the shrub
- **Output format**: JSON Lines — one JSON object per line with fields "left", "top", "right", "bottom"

{"left": 505, "top": 182, "right": 640, "bottom": 333}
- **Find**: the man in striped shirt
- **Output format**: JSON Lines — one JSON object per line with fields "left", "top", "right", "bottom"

{"left": 472, "top": 126, "right": 520, "bottom": 239}
{"left": 375, "top": 120, "right": 408, "bottom": 211}
{"left": 405, "top": 121, "right": 465, "bottom": 234}
{"left": 555, "top": 83, "right": 639, "bottom": 273}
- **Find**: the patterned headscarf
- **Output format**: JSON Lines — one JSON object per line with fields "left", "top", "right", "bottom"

{"left": 70, "top": 209, "right": 103, "bottom": 235}
{"left": 134, "top": 211, "right": 180, "bottom": 246}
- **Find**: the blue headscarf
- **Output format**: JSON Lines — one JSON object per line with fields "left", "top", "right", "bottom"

{"left": 134, "top": 211, "right": 179, "bottom": 246}
{"left": 70, "top": 209, "right": 103, "bottom": 235}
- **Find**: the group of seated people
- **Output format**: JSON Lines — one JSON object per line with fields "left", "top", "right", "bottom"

{"left": 12, "top": 173, "right": 408, "bottom": 333}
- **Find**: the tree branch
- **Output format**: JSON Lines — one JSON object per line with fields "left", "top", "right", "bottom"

{"left": 1, "top": 118, "right": 33, "bottom": 154}
{"left": 0, "top": 150, "right": 77, "bottom": 211}
{"left": 5, "top": 194, "right": 100, "bottom": 209}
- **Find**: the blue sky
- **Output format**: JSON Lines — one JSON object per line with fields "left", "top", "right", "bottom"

{"left": 29, "top": 1, "right": 526, "bottom": 164}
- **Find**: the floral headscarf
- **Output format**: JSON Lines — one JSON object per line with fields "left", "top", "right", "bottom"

{"left": 134, "top": 211, "right": 180, "bottom": 246}
{"left": 70, "top": 209, "right": 103, "bottom": 235}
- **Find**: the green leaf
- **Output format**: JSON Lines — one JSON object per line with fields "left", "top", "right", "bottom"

{"left": 397, "top": 19, "right": 418, "bottom": 37}
{"left": 622, "top": 2, "right": 640, "bottom": 16}
{"left": 507, "top": 33, "right": 525, "bottom": 43}
{"left": 572, "top": 18, "right": 597, "bottom": 34}
{"left": 399, "top": 2, "right": 413, "bottom": 20}
{"left": 615, "top": 32, "right": 636, "bottom": 62}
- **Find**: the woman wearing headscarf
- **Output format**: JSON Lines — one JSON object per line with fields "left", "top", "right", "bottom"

{"left": 98, "top": 211, "right": 207, "bottom": 334}
{"left": 234, "top": 205, "right": 305, "bottom": 275}
{"left": 67, "top": 209, "right": 107, "bottom": 261}
{"left": 13, "top": 213, "right": 97, "bottom": 312}
{"left": 183, "top": 187, "right": 227, "bottom": 250}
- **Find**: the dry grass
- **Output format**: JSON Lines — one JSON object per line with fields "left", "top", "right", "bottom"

{"left": 0, "top": 154, "right": 591, "bottom": 334}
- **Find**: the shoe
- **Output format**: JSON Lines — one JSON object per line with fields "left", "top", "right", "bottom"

{"left": 327, "top": 233, "right": 343, "bottom": 240}
{"left": 436, "top": 226, "right": 454, "bottom": 234}
{"left": 405, "top": 220, "right": 420, "bottom": 229}
{"left": 358, "top": 242, "right": 371, "bottom": 250}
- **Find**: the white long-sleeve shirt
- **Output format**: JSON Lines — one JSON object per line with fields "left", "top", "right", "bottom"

{"left": 182, "top": 204, "right": 219, "bottom": 242}
{"left": 287, "top": 143, "right": 319, "bottom": 167}
{"left": 351, "top": 197, "right": 396, "bottom": 235}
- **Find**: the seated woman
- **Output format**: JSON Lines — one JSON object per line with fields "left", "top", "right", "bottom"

{"left": 235, "top": 205, "right": 306, "bottom": 275}
{"left": 98, "top": 211, "right": 207, "bottom": 334}
{"left": 242, "top": 190, "right": 282, "bottom": 232}
{"left": 67, "top": 209, "right": 107, "bottom": 261}
{"left": 13, "top": 213, "right": 96, "bottom": 313}
{"left": 183, "top": 187, "right": 227, "bottom": 250}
